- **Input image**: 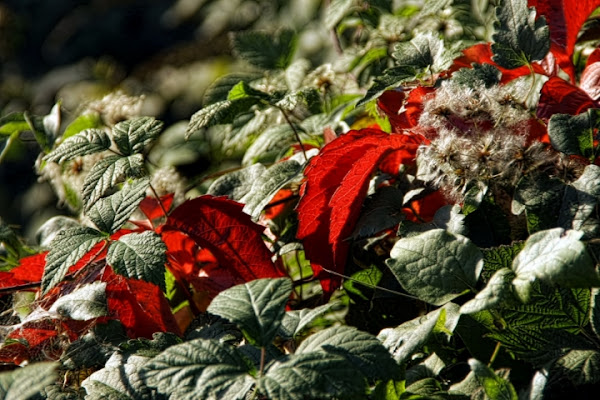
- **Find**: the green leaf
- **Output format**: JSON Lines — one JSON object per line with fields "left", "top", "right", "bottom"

{"left": 357, "top": 66, "right": 418, "bottom": 107}
{"left": 452, "top": 63, "right": 502, "bottom": 88}
{"left": 373, "top": 379, "right": 405, "bottom": 400}
{"left": 258, "top": 352, "right": 365, "bottom": 400}
{"left": 392, "top": 32, "right": 457, "bottom": 72}
{"left": 460, "top": 268, "right": 516, "bottom": 314}
{"left": 548, "top": 110, "right": 599, "bottom": 160}
{"left": 351, "top": 186, "right": 405, "bottom": 240}
{"left": 554, "top": 349, "right": 600, "bottom": 386}
{"left": 186, "top": 98, "right": 259, "bottom": 138}
{"left": 285, "top": 58, "right": 311, "bottom": 91}
{"left": 481, "top": 242, "right": 524, "bottom": 279}
{"left": 107, "top": 231, "right": 167, "bottom": 291}
{"left": 512, "top": 174, "right": 565, "bottom": 233}
{"left": 207, "top": 164, "right": 267, "bottom": 201}
{"left": 241, "top": 159, "right": 303, "bottom": 220}
{"left": 241, "top": 124, "right": 298, "bottom": 166}
{"left": 81, "top": 154, "right": 146, "bottom": 211}
{"left": 49, "top": 281, "right": 107, "bottom": 320}
{"left": 279, "top": 302, "right": 337, "bottom": 339}
{"left": 0, "top": 112, "right": 30, "bottom": 137}
{"left": 591, "top": 288, "right": 600, "bottom": 340}
{"left": 62, "top": 113, "right": 102, "bottom": 139}
{"left": 491, "top": 0, "right": 550, "bottom": 69}
{"left": 405, "top": 353, "right": 446, "bottom": 384}
{"left": 86, "top": 177, "right": 150, "bottom": 234}
{"left": 559, "top": 165, "right": 600, "bottom": 236}
{"left": 296, "top": 325, "right": 400, "bottom": 381}
{"left": 378, "top": 303, "right": 460, "bottom": 364}
{"left": 203, "top": 73, "right": 263, "bottom": 104}
{"left": 207, "top": 278, "right": 292, "bottom": 347}
{"left": 227, "top": 81, "right": 270, "bottom": 101}
{"left": 511, "top": 228, "right": 599, "bottom": 302}
{"left": 44, "top": 129, "right": 111, "bottom": 163}
{"left": 0, "top": 362, "right": 58, "bottom": 400}
{"left": 399, "top": 204, "right": 466, "bottom": 238}
{"left": 469, "top": 359, "right": 518, "bottom": 400}
{"left": 62, "top": 321, "right": 126, "bottom": 370}
{"left": 386, "top": 229, "right": 483, "bottom": 305}
{"left": 112, "top": 117, "right": 164, "bottom": 156}
{"left": 42, "top": 227, "right": 105, "bottom": 295}
{"left": 325, "top": 0, "right": 355, "bottom": 29}
{"left": 231, "top": 29, "right": 298, "bottom": 70}
{"left": 142, "top": 339, "right": 254, "bottom": 400}
{"left": 82, "top": 352, "right": 153, "bottom": 400}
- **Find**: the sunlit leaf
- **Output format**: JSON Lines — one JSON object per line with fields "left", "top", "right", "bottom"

{"left": 41, "top": 227, "right": 105, "bottom": 294}
{"left": 0, "top": 362, "right": 58, "bottom": 400}
{"left": 112, "top": 117, "right": 164, "bottom": 156}
{"left": 44, "top": 129, "right": 111, "bottom": 163}
{"left": 207, "top": 278, "right": 292, "bottom": 347}
{"left": 469, "top": 359, "right": 518, "bottom": 400}
{"left": 107, "top": 231, "right": 167, "bottom": 291}
{"left": 386, "top": 229, "right": 483, "bottom": 305}
{"left": 49, "top": 281, "right": 107, "bottom": 320}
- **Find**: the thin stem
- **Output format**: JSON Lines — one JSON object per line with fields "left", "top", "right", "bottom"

{"left": 259, "top": 346, "right": 266, "bottom": 376}
{"left": 278, "top": 106, "right": 307, "bottom": 161}
{"left": 149, "top": 183, "right": 169, "bottom": 219}
{"left": 488, "top": 341, "right": 502, "bottom": 367}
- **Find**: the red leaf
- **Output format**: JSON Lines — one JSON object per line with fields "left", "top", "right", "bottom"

{"left": 163, "top": 196, "right": 284, "bottom": 284}
{"left": 264, "top": 188, "right": 295, "bottom": 220}
{"left": 529, "top": 0, "right": 600, "bottom": 82}
{"left": 103, "top": 267, "right": 181, "bottom": 338}
{"left": 10, "top": 252, "right": 46, "bottom": 282}
{"left": 537, "top": 76, "right": 599, "bottom": 119}
{"left": 377, "top": 87, "right": 435, "bottom": 133}
{"left": 139, "top": 193, "right": 175, "bottom": 221}
{"left": 296, "top": 129, "right": 426, "bottom": 295}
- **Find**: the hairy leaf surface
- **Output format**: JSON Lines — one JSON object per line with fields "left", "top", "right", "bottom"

{"left": 142, "top": 339, "right": 254, "bottom": 400}
{"left": 87, "top": 177, "right": 150, "bottom": 234}
{"left": 460, "top": 268, "right": 516, "bottom": 314}
{"left": 82, "top": 353, "right": 152, "bottom": 400}
{"left": 386, "top": 229, "right": 483, "bottom": 305}
{"left": 279, "top": 303, "right": 337, "bottom": 339}
{"left": 82, "top": 154, "right": 146, "bottom": 211}
{"left": 296, "top": 325, "right": 400, "bottom": 381}
{"left": 548, "top": 109, "right": 599, "bottom": 159}
{"left": 0, "top": 362, "right": 57, "bottom": 400}
{"left": 44, "top": 129, "right": 111, "bottom": 163}
{"left": 491, "top": 0, "right": 549, "bottom": 69}
{"left": 469, "top": 359, "right": 518, "bottom": 400}
{"left": 49, "top": 281, "right": 107, "bottom": 320}
{"left": 41, "top": 227, "right": 105, "bottom": 294}
{"left": 107, "top": 231, "right": 167, "bottom": 291}
{"left": 231, "top": 29, "right": 297, "bottom": 70}
{"left": 112, "top": 117, "right": 163, "bottom": 156}
{"left": 207, "top": 278, "right": 292, "bottom": 346}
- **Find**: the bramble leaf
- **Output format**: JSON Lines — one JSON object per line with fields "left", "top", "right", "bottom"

{"left": 491, "top": 0, "right": 549, "bottom": 69}
{"left": 0, "top": 362, "right": 58, "bottom": 400}
{"left": 511, "top": 228, "right": 598, "bottom": 302}
{"left": 554, "top": 349, "right": 600, "bottom": 386}
{"left": 207, "top": 164, "right": 267, "bottom": 201}
{"left": 49, "top": 281, "right": 107, "bottom": 320}
{"left": 296, "top": 325, "right": 400, "bottom": 381}
{"left": 386, "top": 229, "right": 483, "bottom": 305}
{"left": 351, "top": 186, "right": 405, "bottom": 240}
{"left": 357, "top": 66, "right": 418, "bottom": 107}
{"left": 258, "top": 352, "right": 365, "bottom": 400}
{"left": 241, "top": 124, "right": 298, "bottom": 166}
{"left": 378, "top": 303, "right": 460, "bottom": 364}
{"left": 325, "top": 0, "right": 354, "bottom": 29}
{"left": 86, "top": 177, "right": 150, "bottom": 234}
{"left": 241, "top": 159, "right": 303, "bottom": 220}
{"left": 82, "top": 352, "right": 154, "bottom": 400}
{"left": 207, "top": 278, "right": 292, "bottom": 347}
{"left": 107, "top": 231, "right": 167, "bottom": 291}
{"left": 112, "top": 117, "right": 164, "bottom": 156}
{"left": 392, "top": 32, "right": 459, "bottom": 72}
{"left": 559, "top": 165, "right": 600, "bottom": 236}
{"left": 548, "top": 109, "right": 599, "bottom": 160}
{"left": 231, "top": 29, "right": 297, "bottom": 70}
{"left": 41, "top": 227, "right": 105, "bottom": 294}
{"left": 82, "top": 154, "right": 146, "bottom": 211}
{"left": 44, "top": 129, "right": 111, "bottom": 163}
{"left": 469, "top": 359, "right": 518, "bottom": 400}
{"left": 186, "top": 98, "right": 260, "bottom": 138}
{"left": 142, "top": 339, "right": 254, "bottom": 400}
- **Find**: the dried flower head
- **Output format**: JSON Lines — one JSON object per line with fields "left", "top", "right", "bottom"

{"left": 85, "top": 91, "right": 144, "bottom": 126}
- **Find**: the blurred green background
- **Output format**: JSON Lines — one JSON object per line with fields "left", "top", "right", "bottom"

{"left": 0, "top": 0, "right": 327, "bottom": 241}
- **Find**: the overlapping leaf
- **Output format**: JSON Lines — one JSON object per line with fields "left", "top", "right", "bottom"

{"left": 491, "top": 0, "right": 550, "bottom": 69}
{"left": 296, "top": 129, "right": 424, "bottom": 295}
{"left": 48, "top": 281, "right": 107, "bottom": 320}
{"left": 112, "top": 117, "right": 163, "bottom": 156}
{"left": 207, "top": 278, "right": 292, "bottom": 347}
{"left": 82, "top": 154, "right": 146, "bottom": 211}
{"left": 231, "top": 29, "right": 297, "bottom": 70}
{"left": 107, "top": 231, "right": 167, "bottom": 291}
{"left": 0, "top": 362, "right": 58, "bottom": 400}
{"left": 86, "top": 177, "right": 150, "bottom": 234}
{"left": 41, "top": 227, "right": 105, "bottom": 294}
{"left": 163, "top": 196, "right": 284, "bottom": 284}
{"left": 142, "top": 338, "right": 254, "bottom": 400}
{"left": 44, "top": 129, "right": 111, "bottom": 163}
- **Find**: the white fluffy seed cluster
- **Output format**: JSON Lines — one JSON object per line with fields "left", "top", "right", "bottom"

{"left": 415, "top": 81, "right": 556, "bottom": 201}
{"left": 86, "top": 91, "right": 144, "bottom": 126}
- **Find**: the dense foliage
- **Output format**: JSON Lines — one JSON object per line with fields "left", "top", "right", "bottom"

{"left": 1, "top": 0, "right": 600, "bottom": 398}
